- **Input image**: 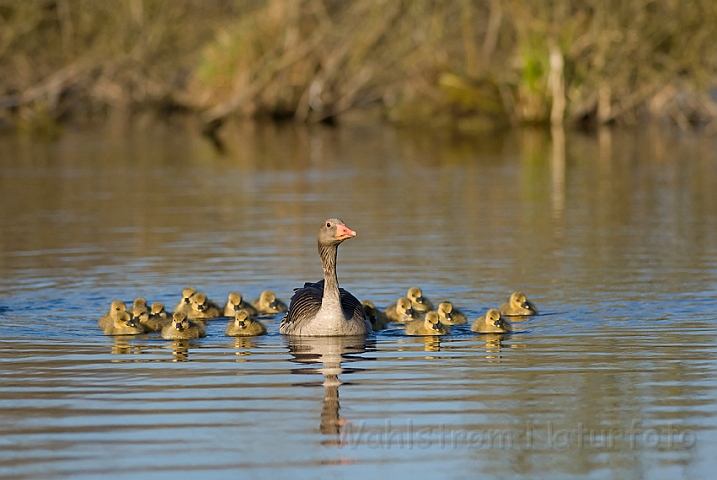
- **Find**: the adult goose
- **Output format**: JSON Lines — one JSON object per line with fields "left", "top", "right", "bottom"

{"left": 280, "top": 218, "right": 371, "bottom": 336}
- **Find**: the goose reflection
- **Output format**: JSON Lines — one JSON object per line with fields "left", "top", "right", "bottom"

{"left": 233, "top": 337, "right": 258, "bottom": 361}
{"left": 109, "top": 337, "right": 150, "bottom": 361}
{"left": 286, "top": 336, "right": 373, "bottom": 445}
{"left": 168, "top": 339, "right": 190, "bottom": 362}
{"left": 479, "top": 333, "right": 508, "bottom": 363}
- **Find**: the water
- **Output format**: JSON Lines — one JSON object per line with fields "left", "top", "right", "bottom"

{"left": 1, "top": 120, "right": 716, "bottom": 479}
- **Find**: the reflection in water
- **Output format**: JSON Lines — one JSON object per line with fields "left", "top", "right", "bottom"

{"left": 1, "top": 123, "right": 717, "bottom": 478}
{"left": 233, "top": 337, "right": 257, "bottom": 361}
{"left": 287, "top": 336, "right": 370, "bottom": 445}
{"left": 550, "top": 125, "right": 565, "bottom": 224}
{"left": 109, "top": 336, "right": 153, "bottom": 360}
{"left": 478, "top": 333, "right": 510, "bottom": 363}
{"left": 169, "top": 339, "right": 190, "bottom": 362}
{"left": 422, "top": 336, "right": 442, "bottom": 353}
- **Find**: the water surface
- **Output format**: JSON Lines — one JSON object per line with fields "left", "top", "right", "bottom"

{"left": 1, "top": 121, "right": 716, "bottom": 479}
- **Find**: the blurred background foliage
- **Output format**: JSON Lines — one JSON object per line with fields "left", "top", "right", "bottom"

{"left": 1, "top": 0, "right": 716, "bottom": 136}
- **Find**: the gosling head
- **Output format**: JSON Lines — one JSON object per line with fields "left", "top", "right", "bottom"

{"left": 487, "top": 308, "right": 510, "bottom": 331}
{"left": 260, "top": 290, "right": 277, "bottom": 309}
{"left": 397, "top": 297, "right": 414, "bottom": 316}
{"left": 133, "top": 298, "right": 147, "bottom": 309}
{"left": 233, "top": 310, "right": 251, "bottom": 329}
{"left": 191, "top": 292, "right": 208, "bottom": 312}
{"left": 116, "top": 311, "right": 137, "bottom": 329}
{"left": 227, "top": 292, "right": 244, "bottom": 311}
{"left": 361, "top": 300, "right": 377, "bottom": 316}
{"left": 181, "top": 287, "right": 197, "bottom": 305}
{"left": 109, "top": 300, "right": 127, "bottom": 315}
{"left": 425, "top": 311, "right": 442, "bottom": 331}
{"left": 172, "top": 311, "right": 189, "bottom": 331}
{"left": 150, "top": 302, "right": 165, "bottom": 315}
{"left": 437, "top": 301, "right": 453, "bottom": 321}
{"left": 130, "top": 305, "right": 149, "bottom": 322}
{"left": 510, "top": 292, "right": 529, "bottom": 309}
{"left": 407, "top": 287, "right": 425, "bottom": 304}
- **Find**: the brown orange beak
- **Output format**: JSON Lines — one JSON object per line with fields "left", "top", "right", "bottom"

{"left": 335, "top": 224, "right": 357, "bottom": 241}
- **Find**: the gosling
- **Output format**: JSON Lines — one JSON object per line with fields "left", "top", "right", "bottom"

{"left": 471, "top": 308, "right": 513, "bottom": 334}
{"left": 361, "top": 300, "right": 390, "bottom": 331}
{"left": 174, "top": 287, "right": 197, "bottom": 313}
{"left": 499, "top": 292, "right": 538, "bottom": 316}
{"left": 407, "top": 286, "right": 434, "bottom": 313}
{"left": 98, "top": 300, "right": 128, "bottom": 332}
{"left": 405, "top": 311, "right": 450, "bottom": 336}
{"left": 161, "top": 312, "right": 206, "bottom": 340}
{"left": 384, "top": 297, "right": 416, "bottom": 323}
{"left": 101, "top": 311, "right": 146, "bottom": 335}
{"left": 223, "top": 292, "right": 259, "bottom": 317}
{"left": 185, "top": 292, "right": 222, "bottom": 321}
{"left": 251, "top": 290, "right": 288, "bottom": 315}
{"left": 434, "top": 301, "right": 467, "bottom": 325}
{"left": 225, "top": 310, "right": 267, "bottom": 337}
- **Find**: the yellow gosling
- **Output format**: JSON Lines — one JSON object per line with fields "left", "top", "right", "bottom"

{"left": 471, "top": 308, "right": 513, "bottom": 334}
{"left": 435, "top": 301, "right": 468, "bottom": 325}
{"left": 226, "top": 310, "right": 267, "bottom": 337}
{"left": 407, "top": 286, "right": 434, "bottom": 313}
{"left": 499, "top": 292, "right": 538, "bottom": 316}
{"left": 186, "top": 292, "right": 222, "bottom": 320}
{"left": 361, "top": 300, "right": 390, "bottom": 331}
{"left": 405, "top": 311, "right": 450, "bottom": 336}
{"left": 384, "top": 297, "right": 416, "bottom": 323}
{"left": 161, "top": 312, "right": 206, "bottom": 340}
{"left": 98, "top": 300, "right": 127, "bottom": 331}
{"left": 138, "top": 304, "right": 170, "bottom": 333}
{"left": 251, "top": 290, "right": 288, "bottom": 315}
{"left": 223, "top": 292, "right": 259, "bottom": 317}
{"left": 174, "top": 287, "right": 197, "bottom": 313}
{"left": 102, "top": 311, "right": 146, "bottom": 335}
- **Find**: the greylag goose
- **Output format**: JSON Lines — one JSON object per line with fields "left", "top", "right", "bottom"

{"left": 499, "top": 292, "right": 538, "bottom": 316}
{"left": 406, "top": 286, "right": 434, "bottom": 313}
{"left": 280, "top": 218, "right": 371, "bottom": 336}
{"left": 161, "top": 312, "right": 206, "bottom": 339}
{"left": 251, "top": 290, "right": 288, "bottom": 315}
{"left": 405, "top": 311, "right": 450, "bottom": 336}
{"left": 223, "top": 292, "right": 259, "bottom": 317}
{"left": 471, "top": 308, "right": 513, "bottom": 333}
{"left": 226, "top": 310, "right": 267, "bottom": 337}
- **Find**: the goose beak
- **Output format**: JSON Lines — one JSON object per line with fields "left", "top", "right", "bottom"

{"left": 520, "top": 301, "right": 530, "bottom": 309}
{"left": 335, "top": 224, "right": 356, "bottom": 241}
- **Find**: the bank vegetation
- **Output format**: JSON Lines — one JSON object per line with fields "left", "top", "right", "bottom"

{"left": 1, "top": 0, "right": 716, "bottom": 138}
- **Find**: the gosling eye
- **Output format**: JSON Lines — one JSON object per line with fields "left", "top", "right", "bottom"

{"left": 326, "top": 222, "right": 331, "bottom": 228}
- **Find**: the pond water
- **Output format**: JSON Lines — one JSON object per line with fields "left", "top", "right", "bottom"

{"left": 1, "top": 119, "right": 716, "bottom": 479}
